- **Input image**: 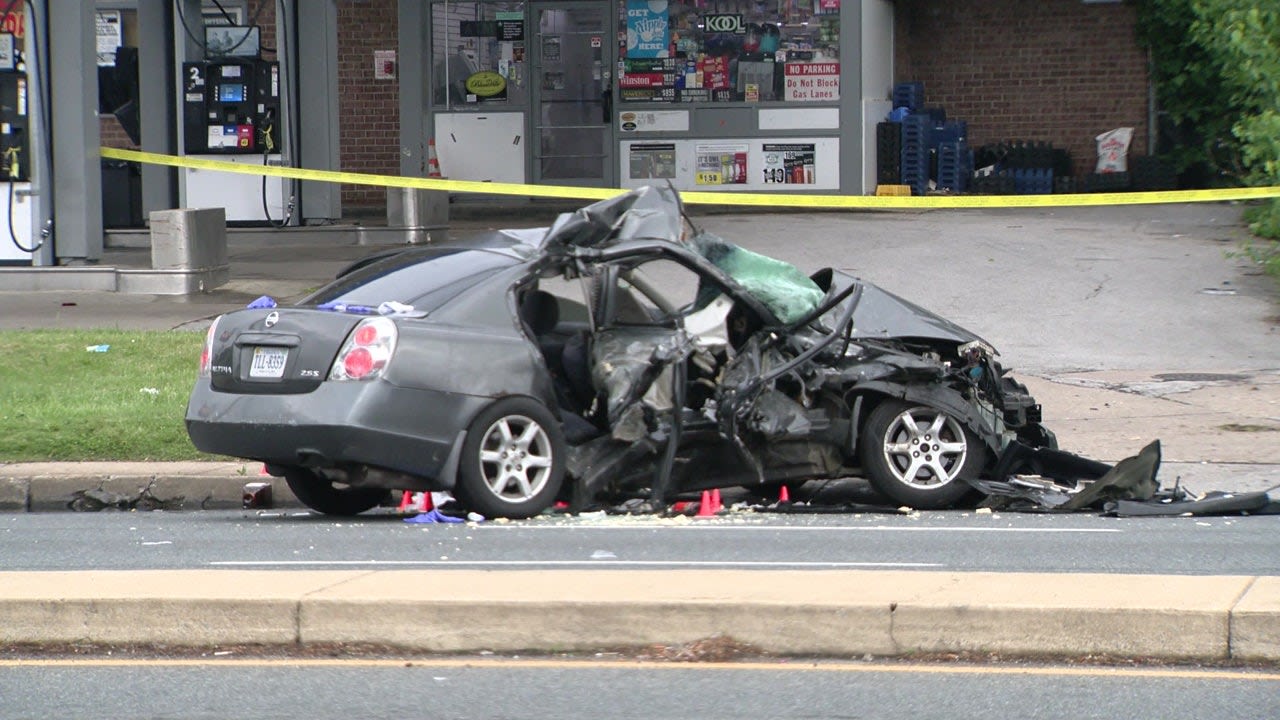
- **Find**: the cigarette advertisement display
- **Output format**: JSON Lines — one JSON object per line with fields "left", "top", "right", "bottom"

{"left": 620, "top": 137, "right": 839, "bottom": 191}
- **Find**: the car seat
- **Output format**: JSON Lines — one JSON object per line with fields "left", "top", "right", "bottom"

{"left": 519, "top": 289, "right": 560, "bottom": 339}
{"left": 519, "top": 289, "right": 602, "bottom": 443}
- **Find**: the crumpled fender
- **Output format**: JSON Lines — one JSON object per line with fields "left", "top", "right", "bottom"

{"left": 851, "top": 380, "right": 1004, "bottom": 455}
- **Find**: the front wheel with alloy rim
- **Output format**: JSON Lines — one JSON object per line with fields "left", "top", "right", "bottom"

{"left": 283, "top": 467, "right": 389, "bottom": 516}
{"left": 859, "top": 399, "right": 986, "bottom": 509}
{"left": 453, "top": 397, "right": 566, "bottom": 519}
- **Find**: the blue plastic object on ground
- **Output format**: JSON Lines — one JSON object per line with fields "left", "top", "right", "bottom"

{"left": 403, "top": 509, "right": 466, "bottom": 524}
{"left": 246, "top": 295, "right": 277, "bottom": 309}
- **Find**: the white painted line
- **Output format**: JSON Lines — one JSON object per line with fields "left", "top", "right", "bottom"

{"left": 470, "top": 525, "right": 1122, "bottom": 533}
{"left": 209, "top": 560, "right": 945, "bottom": 569}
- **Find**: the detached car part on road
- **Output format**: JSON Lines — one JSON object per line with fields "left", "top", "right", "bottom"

{"left": 186, "top": 186, "right": 1059, "bottom": 518}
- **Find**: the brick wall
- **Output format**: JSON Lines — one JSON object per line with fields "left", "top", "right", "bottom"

{"left": 894, "top": 0, "right": 1149, "bottom": 179}
{"left": 337, "top": 0, "right": 401, "bottom": 213}
{"left": 100, "top": 118, "right": 136, "bottom": 150}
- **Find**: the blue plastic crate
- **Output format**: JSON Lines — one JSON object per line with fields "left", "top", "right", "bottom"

{"left": 893, "top": 81, "right": 924, "bottom": 111}
{"left": 931, "top": 121, "right": 968, "bottom": 149}
{"left": 1012, "top": 168, "right": 1053, "bottom": 195}
{"left": 935, "top": 140, "right": 974, "bottom": 192}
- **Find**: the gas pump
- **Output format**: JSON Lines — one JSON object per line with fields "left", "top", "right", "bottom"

{"left": 180, "top": 37, "right": 289, "bottom": 225}
{"left": 0, "top": 30, "right": 38, "bottom": 265}
{"left": 181, "top": 59, "right": 279, "bottom": 155}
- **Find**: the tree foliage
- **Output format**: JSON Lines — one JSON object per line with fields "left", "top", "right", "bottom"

{"left": 1137, "top": 0, "right": 1280, "bottom": 247}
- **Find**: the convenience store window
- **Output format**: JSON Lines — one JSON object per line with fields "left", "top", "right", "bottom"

{"left": 618, "top": 0, "right": 840, "bottom": 104}
{"left": 431, "top": 1, "right": 530, "bottom": 108}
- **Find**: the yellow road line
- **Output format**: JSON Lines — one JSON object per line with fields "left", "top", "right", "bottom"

{"left": 6, "top": 656, "right": 1278, "bottom": 681}
{"left": 101, "top": 147, "right": 1280, "bottom": 210}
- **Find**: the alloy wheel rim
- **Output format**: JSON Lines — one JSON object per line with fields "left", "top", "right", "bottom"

{"left": 477, "top": 414, "right": 553, "bottom": 503}
{"left": 880, "top": 407, "right": 968, "bottom": 488}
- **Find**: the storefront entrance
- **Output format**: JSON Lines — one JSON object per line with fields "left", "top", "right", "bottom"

{"left": 531, "top": 2, "right": 614, "bottom": 186}
{"left": 425, "top": 0, "right": 615, "bottom": 188}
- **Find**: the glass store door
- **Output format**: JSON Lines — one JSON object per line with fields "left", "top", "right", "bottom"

{"left": 533, "top": 3, "right": 614, "bottom": 186}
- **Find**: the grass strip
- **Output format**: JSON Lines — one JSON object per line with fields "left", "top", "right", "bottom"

{"left": 0, "top": 329, "right": 216, "bottom": 462}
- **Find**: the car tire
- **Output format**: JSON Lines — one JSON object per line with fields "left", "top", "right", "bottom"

{"left": 283, "top": 468, "right": 389, "bottom": 516}
{"left": 453, "top": 396, "right": 566, "bottom": 519}
{"left": 860, "top": 399, "right": 985, "bottom": 510}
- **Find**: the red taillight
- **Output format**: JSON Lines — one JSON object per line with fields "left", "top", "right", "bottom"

{"left": 198, "top": 317, "right": 221, "bottom": 378}
{"left": 342, "top": 347, "right": 374, "bottom": 378}
{"left": 354, "top": 324, "right": 379, "bottom": 346}
{"left": 329, "top": 317, "right": 397, "bottom": 381}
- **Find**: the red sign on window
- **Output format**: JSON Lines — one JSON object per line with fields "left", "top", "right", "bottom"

{"left": 2, "top": 11, "right": 23, "bottom": 38}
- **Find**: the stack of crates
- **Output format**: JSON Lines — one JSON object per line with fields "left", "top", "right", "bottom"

{"left": 931, "top": 120, "right": 967, "bottom": 148}
{"left": 1011, "top": 168, "right": 1053, "bottom": 194}
{"left": 937, "top": 141, "right": 973, "bottom": 192}
{"left": 899, "top": 114, "right": 931, "bottom": 195}
{"left": 1084, "top": 171, "right": 1132, "bottom": 192}
{"left": 876, "top": 122, "right": 902, "bottom": 185}
{"left": 893, "top": 82, "right": 924, "bottom": 112}
{"left": 1129, "top": 155, "right": 1177, "bottom": 191}
{"left": 972, "top": 171, "right": 1016, "bottom": 195}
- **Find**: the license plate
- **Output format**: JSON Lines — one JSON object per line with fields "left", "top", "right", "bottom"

{"left": 249, "top": 346, "right": 288, "bottom": 379}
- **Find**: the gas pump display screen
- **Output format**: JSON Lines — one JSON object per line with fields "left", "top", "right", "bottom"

{"left": 218, "top": 84, "right": 247, "bottom": 103}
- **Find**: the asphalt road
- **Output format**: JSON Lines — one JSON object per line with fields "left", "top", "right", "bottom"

{"left": 5, "top": 507, "right": 1279, "bottom": 576}
{"left": 2, "top": 657, "right": 1277, "bottom": 720}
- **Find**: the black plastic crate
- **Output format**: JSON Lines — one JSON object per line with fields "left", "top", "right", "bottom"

{"left": 972, "top": 172, "right": 1016, "bottom": 195}
{"left": 1083, "top": 172, "right": 1132, "bottom": 192}
{"left": 1129, "top": 155, "right": 1177, "bottom": 191}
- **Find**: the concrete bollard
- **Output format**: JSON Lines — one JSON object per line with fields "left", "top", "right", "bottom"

{"left": 149, "top": 207, "right": 228, "bottom": 270}
{"left": 386, "top": 186, "right": 448, "bottom": 245}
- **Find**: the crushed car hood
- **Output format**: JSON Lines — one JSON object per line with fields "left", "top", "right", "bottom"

{"left": 846, "top": 279, "right": 992, "bottom": 348}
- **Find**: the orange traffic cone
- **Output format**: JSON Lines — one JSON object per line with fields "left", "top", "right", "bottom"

{"left": 710, "top": 488, "right": 723, "bottom": 513}
{"left": 778, "top": 484, "right": 790, "bottom": 503}
{"left": 397, "top": 491, "right": 413, "bottom": 513}
{"left": 427, "top": 138, "right": 442, "bottom": 178}
{"left": 694, "top": 490, "right": 716, "bottom": 518}
{"left": 259, "top": 464, "right": 269, "bottom": 476}
{"left": 418, "top": 491, "right": 434, "bottom": 512}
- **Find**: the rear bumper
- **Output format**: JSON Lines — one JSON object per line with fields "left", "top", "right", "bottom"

{"left": 185, "top": 379, "right": 490, "bottom": 485}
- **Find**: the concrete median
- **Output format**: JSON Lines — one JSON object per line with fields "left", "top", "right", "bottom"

{"left": 1, "top": 569, "right": 1277, "bottom": 661}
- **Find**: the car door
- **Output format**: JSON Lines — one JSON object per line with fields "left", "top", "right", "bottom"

{"left": 587, "top": 254, "right": 734, "bottom": 423}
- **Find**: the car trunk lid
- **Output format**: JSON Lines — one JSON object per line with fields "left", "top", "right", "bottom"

{"left": 208, "top": 309, "right": 365, "bottom": 394}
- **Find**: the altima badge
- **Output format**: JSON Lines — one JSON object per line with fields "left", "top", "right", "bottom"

{"left": 264, "top": 311, "right": 279, "bottom": 328}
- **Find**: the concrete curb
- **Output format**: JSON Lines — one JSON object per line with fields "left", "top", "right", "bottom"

{"left": 0, "top": 474, "right": 303, "bottom": 513}
{"left": 1, "top": 570, "right": 1277, "bottom": 661}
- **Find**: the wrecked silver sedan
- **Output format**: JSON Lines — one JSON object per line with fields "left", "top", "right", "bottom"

{"left": 186, "top": 186, "right": 1056, "bottom": 518}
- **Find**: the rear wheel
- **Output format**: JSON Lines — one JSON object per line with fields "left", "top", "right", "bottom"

{"left": 860, "top": 400, "right": 985, "bottom": 509}
{"left": 453, "top": 397, "right": 566, "bottom": 519}
{"left": 283, "top": 468, "right": 388, "bottom": 516}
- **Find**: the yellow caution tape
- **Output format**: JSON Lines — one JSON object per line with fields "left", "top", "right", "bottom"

{"left": 102, "top": 147, "right": 1280, "bottom": 209}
